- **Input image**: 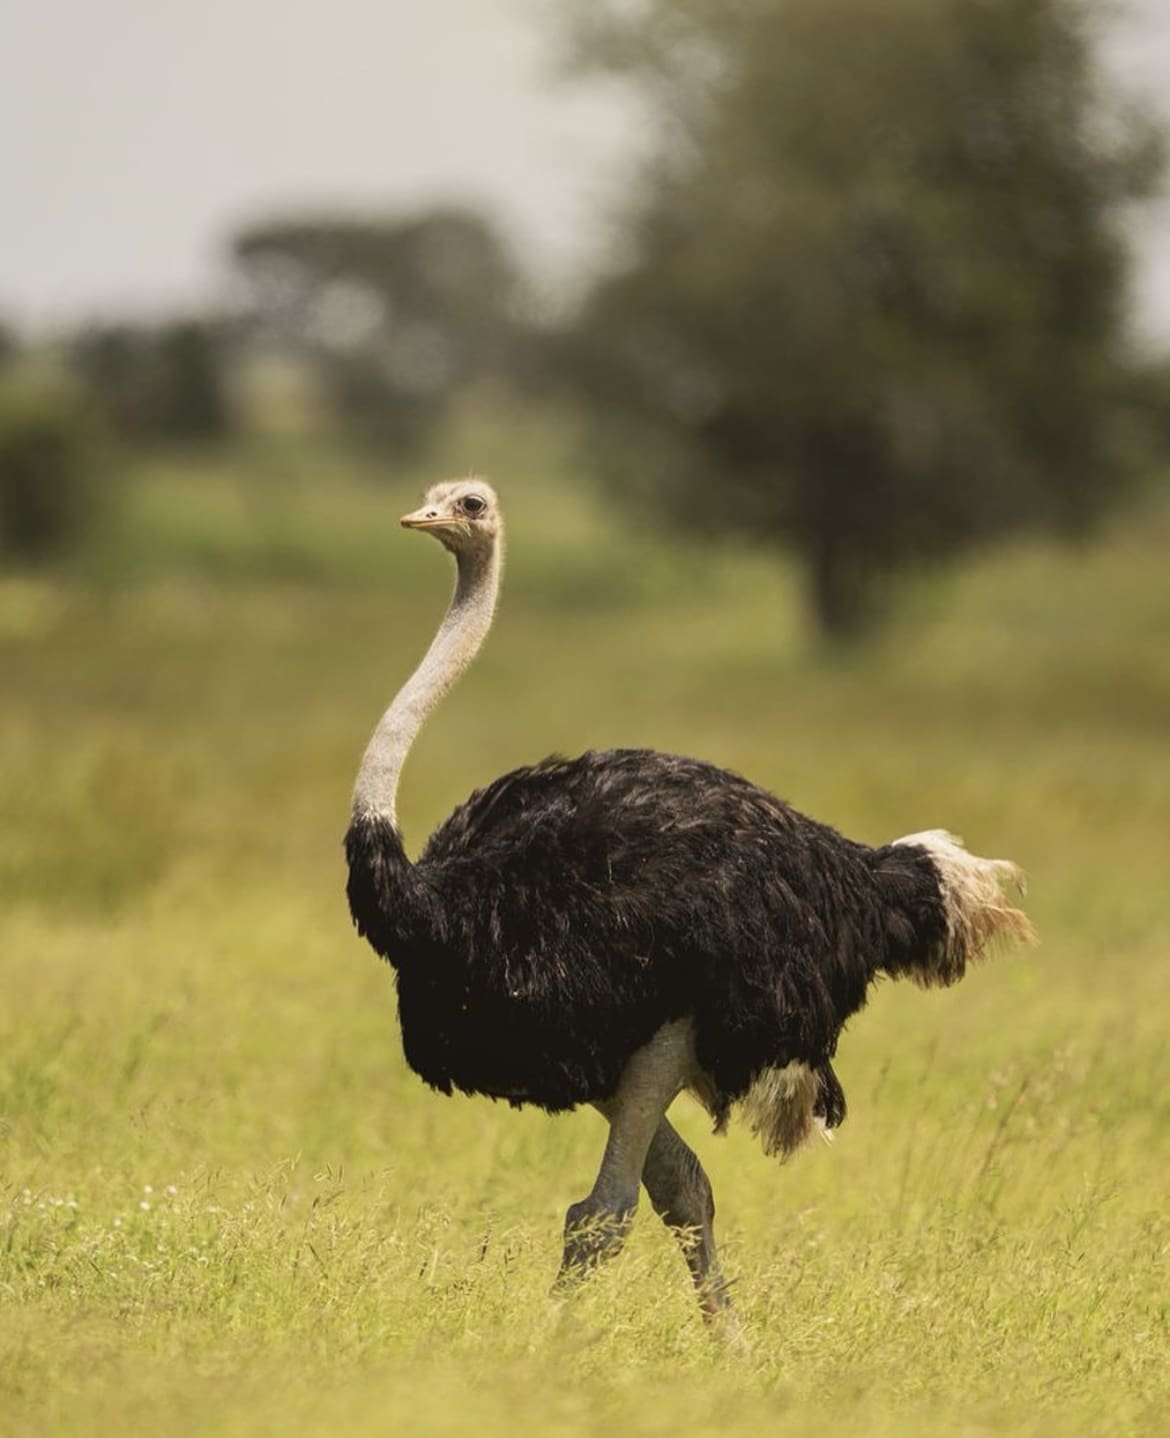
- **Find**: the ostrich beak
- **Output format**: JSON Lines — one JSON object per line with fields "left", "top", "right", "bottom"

{"left": 400, "top": 507, "right": 449, "bottom": 531}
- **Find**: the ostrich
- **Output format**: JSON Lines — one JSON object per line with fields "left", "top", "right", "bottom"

{"left": 345, "top": 477, "right": 1033, "bottom": 1328}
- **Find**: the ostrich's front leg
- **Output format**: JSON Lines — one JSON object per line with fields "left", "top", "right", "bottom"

{"left": 555, "top": 1021, "right": 691, "bottom": 1283}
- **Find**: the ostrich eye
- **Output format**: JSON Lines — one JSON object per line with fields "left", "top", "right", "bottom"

{"left": 461, "top": 495, "right": 486, "bottom": 516}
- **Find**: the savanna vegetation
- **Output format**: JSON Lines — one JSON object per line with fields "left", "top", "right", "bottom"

{"left": 2, "top": 407, "right": 1168, "bottom": 1436}
{"left": 10, "top": 0, "right": 1168, "bottom": 644}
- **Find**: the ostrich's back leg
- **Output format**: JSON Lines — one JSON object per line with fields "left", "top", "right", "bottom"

{"left": 555, "top": 1020, "right": 691, "bottom": 1283}
{"left": 642, "top": 1117, "right": 735, "bottom": 1322}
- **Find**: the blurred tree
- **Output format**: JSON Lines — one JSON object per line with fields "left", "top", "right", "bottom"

{"left": 1126, "top": 357, "right": 1170, "bottom": 455}
{"left": 0, "top": 374, "right": 104, "bottom": 562}
{"left": 72, "top": 318, "right": 233, "bottom": 444}
{"left": 560, "top": 0, "right": 1165, "bottom": 637}
{"left": 232, "top": 205, "right": 532, "bottom": 454}
{"left": 0, "top": 319, "right": 17, "bottom": 371}
{"left": 152, "top": 321, "right": 233, "bottom": 439}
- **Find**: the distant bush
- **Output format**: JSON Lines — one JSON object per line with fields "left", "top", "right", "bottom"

{"left": 0, "top": 319, "right": 17, "bottom": 371}
{"left": 0, "top": 375, "right": 104, "bottom": 562}
{"left": 71, "top": 318, "right": 234, "bottom": 445}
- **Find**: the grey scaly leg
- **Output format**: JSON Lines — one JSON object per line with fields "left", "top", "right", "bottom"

{"left": 642, "top": 1118, "right": 741, "bottom": 1336}
{"left": 555, "top": 1021, "right": 692, "bottom": 1284}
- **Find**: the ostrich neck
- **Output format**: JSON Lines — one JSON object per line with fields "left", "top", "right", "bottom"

{"left": 352, "top": 538, "right": 501, "bottom": 827}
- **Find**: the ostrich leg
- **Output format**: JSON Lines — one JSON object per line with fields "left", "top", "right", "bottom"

{"left": 642, "top": 1117, "right": 737, "bottom": 1323}
{"left": 555, "top": 1021, "right": 691, "bottom": 1284}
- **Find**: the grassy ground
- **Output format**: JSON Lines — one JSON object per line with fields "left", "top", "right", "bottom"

{"left": 2, "top": 412, "right": 1168, "bottom": 1435}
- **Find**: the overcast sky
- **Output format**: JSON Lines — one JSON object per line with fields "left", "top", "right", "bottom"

{"left": 2, "top": 0, "right": 1167, "bottom": 337}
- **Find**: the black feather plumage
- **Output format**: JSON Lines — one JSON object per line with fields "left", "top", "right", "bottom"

{"left": 345, "top": 747, "right": 950, "bottom": 1135}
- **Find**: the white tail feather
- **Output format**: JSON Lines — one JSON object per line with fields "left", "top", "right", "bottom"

{"left": 892, "top": 829, "right": 1035, "bottom": 986}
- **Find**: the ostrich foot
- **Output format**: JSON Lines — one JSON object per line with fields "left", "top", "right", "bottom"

{"left": 706, "top": 1299, "right": 751, "bottom": 1356}
{"left": 554, "top": 1195, "right": 637, "bottom": 1288}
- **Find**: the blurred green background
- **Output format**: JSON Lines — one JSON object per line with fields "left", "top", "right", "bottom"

{"left": 2, "top": 1, "right": 1170, "bottom": 1435}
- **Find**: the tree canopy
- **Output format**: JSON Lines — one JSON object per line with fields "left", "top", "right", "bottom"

{"left": 233, "top": 206, "right": 531, "bottom": 454}
{"left": 561, "top": 0, "right": 1164, "bottom": 636}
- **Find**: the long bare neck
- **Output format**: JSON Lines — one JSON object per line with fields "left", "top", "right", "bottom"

{"left": 352, "top": 537, "right": 502, "bottom": 826}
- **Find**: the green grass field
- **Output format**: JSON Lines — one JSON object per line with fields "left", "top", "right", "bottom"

{"left": 3, "top": 412, "right": 1168, "bottom": 1436}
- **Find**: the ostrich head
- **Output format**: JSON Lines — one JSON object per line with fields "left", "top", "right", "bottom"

{"left": 401, "top": 478, "right": 501, "bottom": 557}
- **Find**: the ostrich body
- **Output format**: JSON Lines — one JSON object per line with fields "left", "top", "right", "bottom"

{"left": 345, "top": 478, "right": 1033, "bottom": 1326}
